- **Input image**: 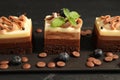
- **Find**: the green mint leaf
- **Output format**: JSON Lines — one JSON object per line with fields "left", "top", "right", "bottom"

{"left": 51, "top": 17, "right": 65, "bottom": 27}
{"left": 63, "top": 8, "right": 70, "bottom": 18}
{"left": 69, "top": 11, "right": 80, "bottom": 20}
{"left": 68, "top": 18, "right": 77, "bottom": 26}
{"left": 62, "top": 8, "right": 80, "bottom": 26}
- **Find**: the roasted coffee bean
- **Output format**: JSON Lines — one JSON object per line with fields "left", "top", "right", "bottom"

{"left": 36, "top": 61, "right": 46, "bottom": 68}
{"left": 0, "top": 64, "right": 9, "bottom": 70}
{"left": 21, "top": 57, "right": 29, "bottom": 63}
{"left": 38, "top": 52, "right": 47, "bottom": 58}
{"left": 113, "top": 54, "right": 119, "bottom": 60}
{"left": 36, "top": 28, "right": 42, "bottom": 33}
{"left": 106, "top": 52, "right": 113, "bottom": 57}
{"left": 85, "top": 29, "right": 92, "bottom": 35}
{"left": 47, "top": 62, "right": 56, "bottom": 68}
{"left": 81, "top": 31, "right": 86, "bottom": 36}
{"left": 87, "top": 57, "right": 95, "bottom": 62}
{"left": 81, "top": 29, "right": 92, "bottom": 36}
{"left": 56, "top": 61, "right": 66, "bottom": 67}
{"left": 86, "top": 61, "right": 94, "bottom": 68}
{"left": 22, "top": 63, "right": 31, "bottom": 70}
{"left": 0, "top": 60, "right": 9, "bottom": 64}
{"left": 104, "top": 57, "right": 113, "bottom": 62}
{"left": 72, "top": 51, "right": 80, "bottom": 57}
{"left": 93, "top": 59, "right": 102, "bottom": 66}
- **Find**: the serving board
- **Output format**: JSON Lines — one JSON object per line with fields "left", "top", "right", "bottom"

{"left": 0, "top": 28, "right": 120, "bottom": 73}
{"left": 0, "top": 0, "right": 120, "bottom": 73}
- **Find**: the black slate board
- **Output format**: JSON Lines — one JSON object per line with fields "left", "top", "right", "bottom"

{"left": 0, "top": 30, "right": 120, "bottom": 73}
{"left": 0, "top": 0, "right": 120, "bottom": 72}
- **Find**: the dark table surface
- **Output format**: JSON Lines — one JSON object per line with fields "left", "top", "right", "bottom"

{"left": 0, "top": 0, "right": 120, "bottom": 80}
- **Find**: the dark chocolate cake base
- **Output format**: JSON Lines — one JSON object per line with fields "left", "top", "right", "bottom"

{"left": 44, "top": 45, "right": 80, "bottom": 54}
{"left": 0, "top": 47, "right": 32, "bottom": 54}
{"left": 0, "top": 29, "right": 32, "bottom": 54}
{"left": 44, "top": 39, "right": 80, "bottom": 54}
{"left": 93, "top": 26, "right": 120, "bottom": 52}
{"left": 0, "top": 41, "right": 32, "bottom": 54}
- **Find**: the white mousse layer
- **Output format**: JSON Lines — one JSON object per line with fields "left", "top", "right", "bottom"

{"left": 0, "top": 17, "right": 32, "bottom": 39}
{"left": 45, "top": 16, "right": 82, "bottom": 33}
{"left": 95, "top": 17, "right": 120, "bottom": 36}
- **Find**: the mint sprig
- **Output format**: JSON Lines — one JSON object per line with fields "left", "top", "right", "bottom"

{"left": 63, "top": 8, "right": 80, "bottom": 26}
{"left": 51, "top": 17, "right": 65, "bottom": 28}
{"left": 50, "top": 8, "right": 80, "bottom": 28}
{"left": 69, "top": 11, "right": 80, "bottom": 20}
{"left": 63, "top": 8, "right": 70, "bottom": 18}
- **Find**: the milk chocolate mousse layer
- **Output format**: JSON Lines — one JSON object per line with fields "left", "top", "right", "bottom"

{"left": 94, "top": 26, "right": 120, "bottom": 52}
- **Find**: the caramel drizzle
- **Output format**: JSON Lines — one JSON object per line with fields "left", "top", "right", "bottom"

{"left": 101, "top": 15, "right": 120, "bottom": 30}
{"left": 0, "top": 14, "right": 26, "bottom": 33}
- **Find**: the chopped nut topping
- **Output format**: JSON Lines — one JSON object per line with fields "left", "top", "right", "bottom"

{"left": 52, "top": 12, "right": 58, "bottom": 18}
{"left": 1, "top": 16, "right": 12, "bottom": 26}
{"left": 100, "top": 15, "right": 120, "bottom": 30}
{"left": 45, "top": 16, "right": 54, "bottom": 20}
{"left": 19, "top": 15, "right": 26, "bottom": 21}
{"left": 61, "top": 21, "right": 71, "bottom": 28}
{"left": 0, "top": 14, "right": 27, "bottom": 34}
{"left": 71, "top": 18, "right": 82, "bottom": 29}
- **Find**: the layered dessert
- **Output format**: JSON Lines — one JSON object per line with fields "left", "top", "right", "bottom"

{"left": 44, "top": 8, "right": 83, "bottom": 54}
{"left": 0, "top": 14, "right": 32, "bottom": 54}
{"left": 94, "top": 15, "right": 120, "bottom": 52}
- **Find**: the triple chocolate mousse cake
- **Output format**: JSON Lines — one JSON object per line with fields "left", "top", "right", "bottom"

{"left": 94, "top": 15, "right": 120, "bottom": 52}
{"left": 44, "top": 8, "right": 83, "bottom": 54}
{"left": 0, "top": 14, "right": 32, "bottom": 54}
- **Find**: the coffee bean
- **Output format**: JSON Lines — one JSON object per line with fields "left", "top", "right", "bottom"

{"left": 85, "top": 29, "right": 92, "bottom": 35}
{"left": 47, "top": 62, "right": 56, "bottom": 68}
{"left": 81, "top": 31, "right": 86, "bottom": 36}
{"left": 81, "top": 29, "right": 92, "bottom": 36}
{"left": 56, "top": 61, "right": 66, "bottom": 67}
{"left": 36, "top": 28, "right": 42, "bottom": 33}
{"left": 22, "top": 63, "right": 31, "bottom": 70}
{"left": 104, "top": 56, "right": 113, "bottom": 62}
{"left": 0, "top": 64, "right": 9, "bottom": 70}
{"left": 86, "top": 61, "right": 94, "bottom": 68}
{"left": 72, "top": 51, "right": 80, "bottom": 57}
{"left": 36, "top": 61, "right": 46, "bottom": 68}
{"left": 93, "top": 59, "right": 102, "bottom": 66}
{"left": 0, "top": 60, "right": 9, "bottom": 64}
{"left": 113, "top": 54, "right": 119, "bottom": 60}
{"left": 21, "top": 57, "right": 29, "bottom": 63}
{"left": 38, "top": 52, "right": 47, "bottom": 58}
{"left": 87, "top": 57, "right": 96, "bottom": 62}
{"left": 106, "top": 52, "right": 113, "bottom": 57}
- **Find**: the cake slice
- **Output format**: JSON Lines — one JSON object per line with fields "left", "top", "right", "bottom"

{"left": 0, "top": 14, "right": 32, "bottom": 54}
{"left": 44, "top": 8, "right": 83, "bottom": 54}
{"left": 94, "top": 15, "right": 120, "bottom": 52}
